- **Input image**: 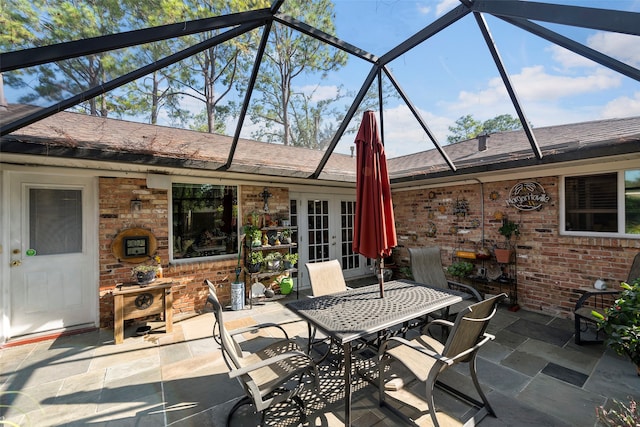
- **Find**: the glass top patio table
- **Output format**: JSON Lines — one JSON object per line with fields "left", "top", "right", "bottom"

{"left": 286, "top": 279, "right": 467, "bottom": 426}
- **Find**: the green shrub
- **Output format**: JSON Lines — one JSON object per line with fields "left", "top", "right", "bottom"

{"left": 447, "top": 261, "right": 474, "bottom": 278}
{"left": 592, "top": 279, "right": 640, "bottom": 368}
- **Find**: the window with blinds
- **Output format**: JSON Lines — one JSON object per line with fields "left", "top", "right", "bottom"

{"left": 565, "top": 173, "right": 617, "bottom": 232}
{"left": 564, "top": 170, "right": 640, "bottom": 235}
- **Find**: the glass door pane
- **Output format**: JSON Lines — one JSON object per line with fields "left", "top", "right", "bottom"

{"left": 29, "top": 189, "right": 82, "bottom": 255}
{"left": 307, "top": 200, "right": 329, "bottom": 262}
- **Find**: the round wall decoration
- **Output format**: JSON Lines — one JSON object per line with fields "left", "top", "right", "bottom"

{"left": 507, "top": 181, "right": 550, "bottom": 211}
{"left": 426, "top": 222, "right": 437, "bottom": 237}
{"left": 111, "top": 227, "right": 158, "bottom": 264}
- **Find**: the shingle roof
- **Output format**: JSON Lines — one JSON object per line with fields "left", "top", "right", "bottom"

{"left": 1, "top": 110, "right": 358, "bottom": 182}
{"left": 388, "top": 116, "right": 640, "bottom": 182}
{"left": 2, "top": 109, "right": 640, "bottom": 184}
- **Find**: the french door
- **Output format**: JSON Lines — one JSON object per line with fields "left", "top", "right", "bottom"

{"left": 291, "top": 193, "right": 370, "bottom": 289}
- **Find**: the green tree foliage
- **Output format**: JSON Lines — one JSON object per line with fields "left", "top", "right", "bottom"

{"left": 115, "top": 0, "right": 192, "bottom": 125}
{"left": 0, "top": 0, "right": 42, "bottom": 48}
{"left": 249, "top": 0, "right": 348, "bottom": 147}
{"left": 446, "top": 113, "right": 522, "bottom": 144}
{"left": 6, "top": 0, "right": 130, "bottom": 116}
{"left": 129, "top": 0, "right": 269, "bottom": 131}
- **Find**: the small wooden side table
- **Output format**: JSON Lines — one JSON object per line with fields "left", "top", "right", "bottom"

{"left": 113, "top": 278, "right": 173, "bottom": 344}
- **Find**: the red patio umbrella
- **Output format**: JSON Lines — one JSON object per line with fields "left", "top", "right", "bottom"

{"left": 353, "top": 110, "right": 397, "bottom": 297}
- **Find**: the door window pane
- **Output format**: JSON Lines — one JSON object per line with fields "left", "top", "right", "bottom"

{"left": 30, "top": 189, "right": 82, "bottom": 255}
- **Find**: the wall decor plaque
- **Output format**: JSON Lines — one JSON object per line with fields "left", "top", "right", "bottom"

{"left": 506, "top": 181, "right": 550, "bottom": 211}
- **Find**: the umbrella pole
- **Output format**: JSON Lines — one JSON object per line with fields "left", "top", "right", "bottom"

{"left": 378, "top": 257, "right": 384, "bottom": 298}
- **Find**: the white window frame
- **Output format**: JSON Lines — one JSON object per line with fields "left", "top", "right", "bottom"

{"left": 169, "top": 178, "right": 241, "bottom": 264}
{"left": 560, "top": 169, "right": 640, "bottom": 238}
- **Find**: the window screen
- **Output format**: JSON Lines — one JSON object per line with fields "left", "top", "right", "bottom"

{"left": 29, "top": 188, "right": 82, "bottom": 255}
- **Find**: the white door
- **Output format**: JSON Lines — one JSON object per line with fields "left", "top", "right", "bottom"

{"left": 8, "top": 173, "right": 97, "bottom": 338}
{"left": 292, "top": 193, "right": 370, "bottom": 289}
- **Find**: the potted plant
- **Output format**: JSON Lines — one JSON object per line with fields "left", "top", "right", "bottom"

{"left": 283, "top": 252, "right": 298, "bottom": 269}
{"left": 264, "top": 252, "right": 283, "bottom": 271}
{"left": 280, "top": 229, "right": 292, "bottom": 244}
{"left": 592, "top": 279, "right": 640, "bottom": 375}
{"left": 132, "top": 264, "right": 159, "bottom": 285}
{"left": 495, "top": 219, "right": 520, "bottom": 263}
{"left": 247, "top": 251, "right": 263, "bottom": 273}
{"left": 243, "top": 225, "right": 262, "bottom": 247}
{"left": 447, "top": 261, "right": 474, "bottom": 281}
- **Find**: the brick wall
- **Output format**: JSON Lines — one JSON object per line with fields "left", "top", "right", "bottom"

{"left": 241, "top": 185, "right": 290, "bottom": 226}
{"left": 98, "top": 179, "right": 291, "bottom": 328}
{"left": 392, "top": 176, "right": 640, "bottom": 318}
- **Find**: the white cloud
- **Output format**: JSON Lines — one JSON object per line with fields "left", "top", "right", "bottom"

{"left": 331, "top": 104, "right": 451, "bottom": 157}
{"left": 601, "top": 92, "right": 640, "bottom": 118}
{"left": 548, "top": 32, "right": 640, "bottom": 69}
{"left": 296, "top": 84, "right": 340, "bottom": 103}
{"left": 417, "top": 3, "right": 431, "bottom": 15}
{"left": 548, "top": 45, "right": 596, "bottom": 69}
{"left": 435, "top": 0, "right": 459, "bottom": 16}
{"left": 587, "top": 32, "right": 640, "bottom": 67}
{"left": 446, "top": 65, "right": 621, "bottom": 113}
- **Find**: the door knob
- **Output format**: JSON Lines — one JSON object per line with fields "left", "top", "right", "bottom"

{"left": 11, "top": 260, "right": 22, "bottom": 267}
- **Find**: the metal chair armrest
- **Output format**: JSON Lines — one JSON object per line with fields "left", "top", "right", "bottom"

{"left": 228, "top": 350, "right": 312, "bottom": 378}
{"left": 381, "top": 336, "right": 453, "bottom": 365}
{"left": 448, "top": 333, "right": 495, "bottom": 362}
{"left": 229, "top": 322, "right": 291, "bottom": 339}
{"left": 447, "top": 280, "right": 482, "bottom": 301}
{"left": 574, "top": 289, "right": 619, "bottom": 311}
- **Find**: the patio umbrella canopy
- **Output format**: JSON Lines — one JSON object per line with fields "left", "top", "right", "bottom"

{"left": 353, "top": 110, "right": 397, "bottom": 297}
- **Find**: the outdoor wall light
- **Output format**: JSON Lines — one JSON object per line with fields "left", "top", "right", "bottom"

{"left": 130, "top": 199, "right": 142, "bottom": 212}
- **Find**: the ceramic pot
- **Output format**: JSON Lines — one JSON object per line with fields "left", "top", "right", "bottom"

{"left": 267, "top": 260, "right": 281, "bottom": 271}
{"left": 494, "top": 249, "right": 512, "bottom": 264}
{"left": 136, "top": 271, "right": 156, "bottom": 285}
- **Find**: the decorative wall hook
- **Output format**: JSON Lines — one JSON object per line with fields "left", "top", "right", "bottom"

{"left": 260, "top": 187, "right": 272, "bottom": 212}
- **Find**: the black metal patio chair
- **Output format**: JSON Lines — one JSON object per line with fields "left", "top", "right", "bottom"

{"left": 206, "top": 280, "right": 318, "bottom": 426}
{"left": 378, "top": 293, "right": 507, "bottom": 427}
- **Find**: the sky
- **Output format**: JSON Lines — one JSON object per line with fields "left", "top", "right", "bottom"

{"left": 297, "top": 0, "right": 640, "bottom": 157}
{"left": 4, "top": 0, "right": 640, "bottom": 160}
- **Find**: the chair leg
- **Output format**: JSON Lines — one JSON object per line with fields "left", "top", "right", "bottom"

{"left": 378, "top": 354, "right": 387, "bottom": 406}
{"left": 425, "top": 377, "right": 440, "bottom": 427}
{"left": 227, "top": 396, "right": 253, "bottom": 427}
{"left": 469, "top": 356, "right": 495, "bottom": 416}
{"left": 574, "top": 316, "right": 582, "bottom": 345}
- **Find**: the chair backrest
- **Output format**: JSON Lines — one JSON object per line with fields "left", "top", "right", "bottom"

{"left": 408, "top": 246, "right": 448, "bottom": 289}
{"left": 305, "top": 260, "right": 348, "bottom": 297}
{"left": 442, "top": 293, "right": 507, "bottom": 362}
{"left": 206, "top": 280, "right": 243, "bottom": 370}
{"left": 627, "top": 252, "right": 640, "bottom": 283}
